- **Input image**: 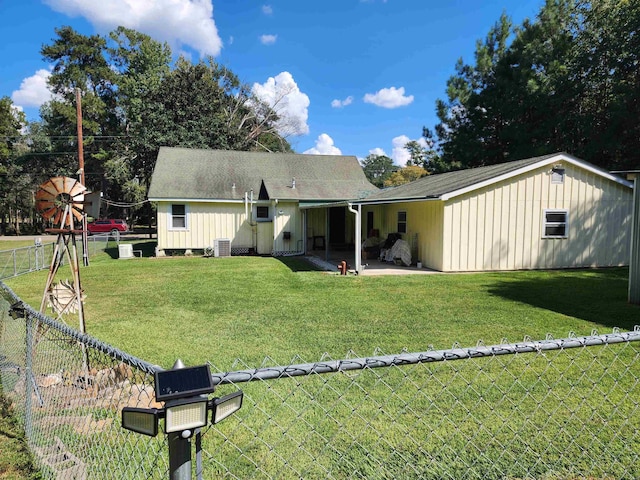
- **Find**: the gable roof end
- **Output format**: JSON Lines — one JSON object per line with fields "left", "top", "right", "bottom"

{"left": 356, "top": 152, "right": 631, "bottom": 204}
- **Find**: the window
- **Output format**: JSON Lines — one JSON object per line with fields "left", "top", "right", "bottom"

{"left": 255, "top": 205, "right": 271, "bottom": 222}
{"left": 551, "top": 167, "right": 565, "bottom": 184}
{"left": 397, "top": 211, "right": 407, "bottom": 234}
{"left": 170, "top": 204, "right": 187, "bottom": 229}
{"left": 543, "top": 210, "right": 568, "bottom": 238}
{"left": 256, "top": 206, "right": 269, "bottom": 219}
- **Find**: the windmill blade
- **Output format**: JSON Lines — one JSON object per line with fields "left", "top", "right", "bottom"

{"left": 68, "top": 181, "right": 86, "bottom": 198}
{"left": 36, "top": 182, "right": 59, "bottom": 199}
{"left": 40, "top": 207, "right": 57, "bottom": 220}
{"left": 35, "top": 176, "right": 88, "bottom": 228}
{"left": 71, "top": 193, "right": 85, "bottom": 208}
{"left": 52, "top": 209, "right": 62, "bottom": 226}
{"left": 71, "top": 206, "right": 84, "bottom": 222}
{"left": 36, "top": 200, "right": 55, "bottom": 210}
{"left": 48, "top": 177, "right": 66, "bottom": 194}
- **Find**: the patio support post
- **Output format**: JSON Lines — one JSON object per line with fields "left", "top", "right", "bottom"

{"left": 348, "top": 203, "right": 362, "bottom": 273}
{"left": 325, "top": 208, "right": 330, "bottom": 261}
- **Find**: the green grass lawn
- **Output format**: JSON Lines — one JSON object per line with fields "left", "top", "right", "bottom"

{"left": 0, "top": 386, "right": 39, "bottom": 480}
{"left": 2, "top": 240, "right": 640, "bottom": 479}
{"left": 5, "top": 241, "right": 638, "bottom": 369}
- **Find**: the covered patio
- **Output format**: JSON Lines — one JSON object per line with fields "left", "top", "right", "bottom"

{"left": 304, "top": 251, "right": 438, "bottom": 276}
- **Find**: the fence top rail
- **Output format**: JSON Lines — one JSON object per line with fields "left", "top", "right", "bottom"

{"left": 0, "top": 242, "right": 53, "bottom": 254}
{"left": 2, "top": 280, "right": 639, "bottom": 387}
{"left": 0, "top": 281, "right": 161, "bottom": 375}
{"left": 209, "top": 328, "right": 640, "bottom": 386}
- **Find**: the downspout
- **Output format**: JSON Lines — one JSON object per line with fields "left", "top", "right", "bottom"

{"left": 273, "top": 199, "right": 278, "bottom": 255}
{"left": 250, "top": 190, "right": 256, "bottom": 252}
{"left": 303, "top": 209, "right": 307, "bottom": 254}
{"left": 347, "top": 203, "right": 362, "bottom": 273}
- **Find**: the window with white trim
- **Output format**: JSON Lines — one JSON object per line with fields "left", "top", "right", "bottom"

{"left": 254, "top": 205, "right": 271, "bottom": 222}
{"left": 257, "top": 206, "right": 269, "bottom": 219}
{"left": 551, "top": 167, "right": 565, "bottom": 184}
{"left": 543, "top": 209, "right": 568, "bottom": 238}
{"left": 397, "top": 211, "right": 407, "bottom": 234}
{"left": 170, "top": 204, "right": 187, "bottom": 229}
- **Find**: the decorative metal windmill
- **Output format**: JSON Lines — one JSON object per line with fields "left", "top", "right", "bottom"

{"left": 34, "top": 176, "right": 87, "bottom": 333}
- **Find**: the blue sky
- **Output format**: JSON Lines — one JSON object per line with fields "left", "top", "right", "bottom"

{"left": 0, "top": 0, "right": 544, "bottom": 164}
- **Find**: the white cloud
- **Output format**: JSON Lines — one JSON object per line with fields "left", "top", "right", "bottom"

{"left": 43, "top": 0, "right": 222, "bottom": 56}
{"left": 331, "top": 96, "right": 353, "bottom": 108}
{"left": 369, "top": 147, "right": 387, "bottom": 157}
{"left": 262, "top": 4, "right": 273, "bottom": 15}
{"left": 252, "top": 71, "right": 310, "bottom": 136}
{"left": 11, "top": 69, "right": 54, "bottom": 109}
{"left": 391, "top": 135, "right": 429, "bottom": 166}
{"left": 260, "top": 34, "right": 277, "bottom": 45}
{"left": 304, "top": 134, "right": 342, "bottom": 155}
{"left": 364, "top": 86, "right": 414, "bottom": 109}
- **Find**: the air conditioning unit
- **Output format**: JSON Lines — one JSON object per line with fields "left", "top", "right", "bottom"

{"left": 214, "top": 238, "right": 231, "bottom": 257}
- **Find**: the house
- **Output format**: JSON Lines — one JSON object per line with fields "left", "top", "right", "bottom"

{"left": 352, "top": 152, "right": 633, "bottom": 272}
{"left": 147, "top": 147, "right": 378, "bottom": 256}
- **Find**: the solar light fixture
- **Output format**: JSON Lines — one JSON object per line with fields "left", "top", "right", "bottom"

{"left": 8, "top": 302, "right": 26, "bottom": 319}
{"left": 164, "top": 397, "right": 209, "bottom": 433}
{"left": 121, "top": 361, "right": 243, "bottom": 435}
{"left": 211, "top": 390, "right": 244, "bottom": 424}
{"left": 121, "top": 407, "right": 159, "bottom": 437}
{"left": 154, "top": 364, "right": 215, "bottom": 402}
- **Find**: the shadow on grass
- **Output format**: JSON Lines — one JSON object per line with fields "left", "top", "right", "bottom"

{"left": 487, "top": 268, "right": 639, "bottom": 331}
{"left": 276, "top": 256, "right": 321, "bottom": 272}
{"left": 104, "top": 240, "right": 157, "bottom": 260}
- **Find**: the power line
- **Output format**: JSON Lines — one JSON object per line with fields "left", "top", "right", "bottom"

{"left": 102, "top": 198, "right": 151, "bottom": 208}
{"left": 0, "top": 135, "right": 132, "bottom": 141}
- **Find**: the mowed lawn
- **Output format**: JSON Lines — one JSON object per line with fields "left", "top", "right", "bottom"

{"left": 5, "top": 240, "right": 638, "bottom": 370}
{"left": 3, "top": 241, "right": 640, "bottom": 478}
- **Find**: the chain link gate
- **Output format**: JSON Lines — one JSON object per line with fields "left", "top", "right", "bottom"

{"left": 1, "top": 281, "right": 639, "bottom": 479}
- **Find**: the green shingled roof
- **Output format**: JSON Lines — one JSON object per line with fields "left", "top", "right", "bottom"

{"left": 359, "top": 152, "right": 605, "bottom": 202}
{"left": 148, "top": 147, "right": 379, "bottom": 201}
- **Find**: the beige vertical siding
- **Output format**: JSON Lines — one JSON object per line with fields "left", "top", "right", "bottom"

{"left": 379, "top": 201, "right": 445, "bottom": 270}
{"left": 306, "top": 209, "right": 326, "bottom": 239}
{"left": 272, "top": 201, "right": 303, "bottom": 253}
{"left": 157, "top": 201, "right": 253, "bottom": 251}
{"left": 442, "top": 163, "right": 632, "bottom": 271}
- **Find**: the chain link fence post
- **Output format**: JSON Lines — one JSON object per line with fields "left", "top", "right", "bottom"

{"left": 23, "top": 310, "right": 34, "bottom": 442}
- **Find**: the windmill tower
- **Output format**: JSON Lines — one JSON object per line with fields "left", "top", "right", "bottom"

{"left": 34, "top": 176, "right": 87, "bottom": 334}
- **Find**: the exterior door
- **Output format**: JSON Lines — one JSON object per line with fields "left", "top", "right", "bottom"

{"left": 257, "top": 221, "right": 273, "bottom": 254}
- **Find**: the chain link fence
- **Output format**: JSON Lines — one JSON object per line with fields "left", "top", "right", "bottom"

{"left": 1, "top": 281, "right": 639, "bottom": 479}
{"left": 0, "top": 283, "right": 167, "bottom": 479}
{"left": 0, "top": 235, "right": 117, "bottom": 281}
{"left": 0, "top": 242, "right": 52, "bottom": 279}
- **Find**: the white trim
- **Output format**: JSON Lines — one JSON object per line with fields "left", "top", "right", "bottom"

{"left": 169, "top": 203, "right": 188, "bottom": 231}
{"left": 149, "top": 198, "right": 247, "bottom": 204}
{"left": 542, "top": 208, "right": 569, "bottom": 239}
{"left": 353, "top": 197, "right": 441, "bottom": 207}
{"left": 440, "top": 153, "right": 632, "bottom": 201}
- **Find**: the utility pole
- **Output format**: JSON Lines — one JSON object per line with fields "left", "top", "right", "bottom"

{"left": 76, "top": 88, "right": 89, "bottom": 266}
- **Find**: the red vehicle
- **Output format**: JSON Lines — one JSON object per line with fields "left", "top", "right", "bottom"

{"left": 86, "top": 219, "right": 129, "bottom": 235}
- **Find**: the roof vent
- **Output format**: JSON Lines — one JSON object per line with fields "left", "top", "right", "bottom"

{"left": 291, "top": 177, "right": 296, "bottom": 189}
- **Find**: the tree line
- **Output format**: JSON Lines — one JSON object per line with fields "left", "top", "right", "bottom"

{"left": 362, "top": 0, "right": 640, "bottom": 187}
{"left": 0, "top": 26, "right": 291, "bottom": 234}
{"left": 2, "top": 0, "right": 639, "bottom": 230}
